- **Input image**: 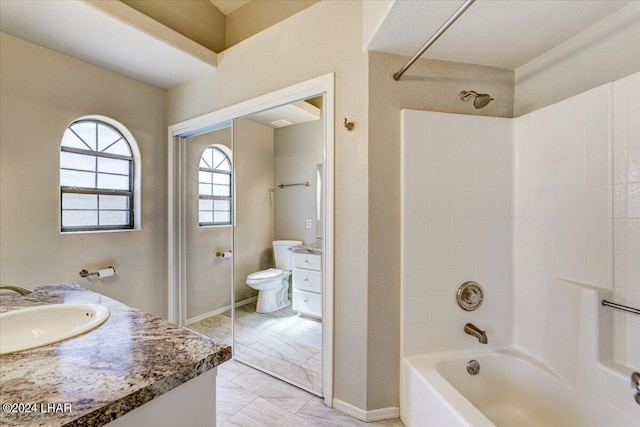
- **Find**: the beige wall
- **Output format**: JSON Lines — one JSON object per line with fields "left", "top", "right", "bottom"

{"left": 367, "top": 51, "right": 514, "bottom": 408}
{"left": 514, "top": 2, "right": 640, "bottom": 117}
{"left": 0, "top": 32, "right": 167, "bottom": 317}
{"left": 274, "top": 119, "right": 323, "bottom": 244}
{"left": 121, "top": 0, "right": 226, "bottom": 52}
{"left": 233, "top": 119, "right": 275, "bottom": 303}
{"left": 168, "top": 0, "right": 370, "bottom": 410}
{"left": 185, "top": 128, "right": 233, "bottom": 319}
{"left": 225, "top": 0, "right": 318, "bottom": 48}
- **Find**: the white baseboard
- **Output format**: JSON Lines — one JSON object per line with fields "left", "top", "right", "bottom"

{"left": 186, "top": 296, "right": 257, "bottom": 325}
{"left": 332, "top": 399, "right": 400, "bottom": 422}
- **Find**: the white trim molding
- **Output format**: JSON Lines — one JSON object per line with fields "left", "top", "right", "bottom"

{"left": 332, "top": 399, "right": 400, "bottom": 422}
{"left": 186, "top": 297, "right": 256, "bottom": 325}
{"left": 167, "top": 73, "right": 335, "bottom": 406}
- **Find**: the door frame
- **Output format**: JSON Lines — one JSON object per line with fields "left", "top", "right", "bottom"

{"left": 167, "top": 73, "right": 335, "bottom": 405}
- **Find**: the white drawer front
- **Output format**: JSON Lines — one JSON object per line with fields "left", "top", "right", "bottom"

{"left": 293, "top": 269, "right": 322, "bottom": 293}
{"left": 292, "top": 290, "right": 322, "bottom": 318}
{"left": 293, "top": 253, "right": 322, "bottom": 271}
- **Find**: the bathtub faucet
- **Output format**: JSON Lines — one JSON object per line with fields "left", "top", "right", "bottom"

{"left": 464, "top": 323, "right": 488, "bottom": 344}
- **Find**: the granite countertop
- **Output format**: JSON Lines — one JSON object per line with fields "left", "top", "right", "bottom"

{"left": 0, "top": 284, "right": 231, "bottom": 427}
{"left": 292, "top": 242, "right": 322, "bottom": 255}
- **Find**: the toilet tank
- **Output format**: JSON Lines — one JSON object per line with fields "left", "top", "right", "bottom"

{"left": 273, "top": 240, "right": 302, "bottom": 270}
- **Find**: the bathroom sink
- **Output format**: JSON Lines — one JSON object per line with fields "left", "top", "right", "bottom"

{"left": 0, "top": 303, "right": 110, "bottom": 355}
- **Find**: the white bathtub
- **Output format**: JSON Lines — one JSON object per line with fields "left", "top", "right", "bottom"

{"left": 401, "top": 349, "right": 639, "bottom": 427}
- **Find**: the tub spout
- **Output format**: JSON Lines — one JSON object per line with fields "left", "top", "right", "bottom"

{"left": 464, "top": 323, "right": 487, "bottom": 344}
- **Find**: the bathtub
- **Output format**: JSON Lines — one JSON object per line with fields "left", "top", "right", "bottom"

{"left": 401, "top": 349, "right": 638, "bottom": 427}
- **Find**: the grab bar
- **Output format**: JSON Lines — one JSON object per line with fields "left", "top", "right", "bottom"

{"left": 601, "top": 300, "right": 640, "bottom": 316}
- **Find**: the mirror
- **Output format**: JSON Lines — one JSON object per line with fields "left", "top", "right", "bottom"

{"left": 183, "top": 125, "right": 233, "bottom": 347}
{"left": 169, "top": 73, "right": 334, "bottom": 403}
{"left": 232, "top": 95, "right": 324, "bottom": 396}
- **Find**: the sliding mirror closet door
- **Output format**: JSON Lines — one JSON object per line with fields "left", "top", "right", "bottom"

{"left": 232, "top": 96, "right": 325, "bottom": 396}
{"left": 184, "top": 125, "right": 234, "bottom": 347}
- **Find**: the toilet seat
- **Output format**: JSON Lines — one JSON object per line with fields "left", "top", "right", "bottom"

{"left": 247, "top": 268, "right": 287, "bottom": 285}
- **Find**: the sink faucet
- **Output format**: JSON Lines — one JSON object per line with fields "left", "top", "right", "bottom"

{"left": 464, "top": 323, "right": 488, "bottom": 344}
{"left": 0, "top": 284, "right": 33, "bottom": 295}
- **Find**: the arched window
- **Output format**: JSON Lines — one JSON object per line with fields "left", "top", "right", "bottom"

{"left": 198, "top": 145, "right": 232, "bottom": 226}
{"left": 60, "top": 117, "right": 140, "bottom": 232}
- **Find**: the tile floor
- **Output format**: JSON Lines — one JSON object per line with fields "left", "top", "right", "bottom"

{"left": 190, "top": 302, "right": 323, "bottom": 394}
{"left": 217, "top": 359, "right": 405, "bottom": 427}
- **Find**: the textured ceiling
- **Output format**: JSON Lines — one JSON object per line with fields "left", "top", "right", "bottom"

{"left": 367, "top": 0, "right": 632, "bottom": 70}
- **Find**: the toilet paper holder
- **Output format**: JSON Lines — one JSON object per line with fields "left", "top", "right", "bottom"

{"left": 79, "top": 266, "right": 116, "bottom": 278}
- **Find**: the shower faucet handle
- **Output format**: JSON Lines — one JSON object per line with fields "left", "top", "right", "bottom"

{"left": 632, "top": 372, "right": 640, "bottom": 405}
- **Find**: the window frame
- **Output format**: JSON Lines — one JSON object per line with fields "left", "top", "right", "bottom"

{"left": 59, "top": 116, "right": 141, "bottom": 233}
{"left": 198, "top": 145, "right": 232, "bottom": 227}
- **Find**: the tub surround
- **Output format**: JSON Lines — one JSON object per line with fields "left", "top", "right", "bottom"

{"left": 0, "top": 284, "right": 231, "bottom": 427}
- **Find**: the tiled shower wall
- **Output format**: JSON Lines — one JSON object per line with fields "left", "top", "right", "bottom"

{"left": 401, "top": 110, "right": 513, "bottom": 353}
{"left": 513, "top": 73, "right": 640, "bottom": 420}
{"left": 612, "top": 73, "right": 640, "bottom": 369}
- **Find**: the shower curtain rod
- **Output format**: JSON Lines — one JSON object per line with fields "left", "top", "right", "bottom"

{"left": 393, "top": 0, "right": 476, "bottom": 81}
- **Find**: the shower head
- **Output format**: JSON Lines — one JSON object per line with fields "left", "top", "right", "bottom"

{"left": 460, "top": 90, "right": 494, "bottom": 109}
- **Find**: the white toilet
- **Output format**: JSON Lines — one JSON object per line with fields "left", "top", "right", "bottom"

{"left": 246, "top": 240, "right": 302, "bottom": 313}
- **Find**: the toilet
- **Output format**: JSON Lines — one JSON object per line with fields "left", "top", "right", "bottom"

{"left": 246, "top": 240, "right": 302, "bottom": 313}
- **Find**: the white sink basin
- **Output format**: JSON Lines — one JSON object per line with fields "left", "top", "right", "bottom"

{"left": 0, "top": 303, "right": 110, "bottom": 355}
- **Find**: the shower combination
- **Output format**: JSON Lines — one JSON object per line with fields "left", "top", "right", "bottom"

{"left": 459, "top": 90, "right": 494, "bottom": 109}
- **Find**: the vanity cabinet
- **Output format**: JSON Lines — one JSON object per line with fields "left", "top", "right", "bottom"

{"left": 292, "top": 253, "right": 322, "bottom": 319}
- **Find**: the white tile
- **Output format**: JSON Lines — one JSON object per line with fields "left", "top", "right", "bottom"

{"left": 476, "top": 192, "right": 510, "bottom": 217}
{"left": 554, "top": 92, "right": 586, "bottom": 132}
{"left": 404, "top": 161, "right": 429, "bottom": 192}
{"left": 613, "top": 114, "right": 626, "bottom": 151}
{"left": 429, "top": 191, "right": 452, "bottom": 217}
{"left": 627, "top": 110, "right": 640, "bottom": 147}
{"left": 613, "top": 77, "right": 628, "bottom": 116}
{"left": 429, "top": 165, "right": 453, "bottom": 192}
{"left": 404, "top": 216, "right": 428, "bottom": 244}
{"left": 583, "top": 185, "right": 606, "bottom": 220}
{"left": 428, "top": 269, "right": 454, "bottom": 295}
{"left": 586, "top": 153, "right": 608, "bottom": 187}
{"left": 403, "top": 323, "right": 428, "bottom": 352}
{"left": 627, "top": 183, "right": 640, "bottom": 218}
{"left": 627, "top": 219, "right": 640, "bottom": 256}
{"left": 428, "top": 295, "right": 452, "bottom": 322}
{"left": 555, "top": 247, "right": 586, "bottom": 281}
{"left": 554, "top": 157, "right": 585, "bottom": 189}
{"left": 429, "top": 243, "right": 454, "bottom": 269}
{"left": 530, "top": 163, "right": 554, "bottom": 191}
{"left": 613, "top": 184, "right": 626, "bottom": 219}
{"left": 528, "top": 135, "right": 554, "bottom": 165}
{"left": 404, "top": 190, "right": 429, "bottom": 217}
{"left": 452, "top": 192, "right": 475, "bottom": 217}
{"left": 626, "top": 256, "right": 640, "bottom": 291}
{"left": 429, "top": 137, "right": 456, "bottom": 165}
{"left": 586, "top": 250, "right": 608, "bottom": 286}
{"left": 626, "top": 72, "right": 640, "bottom": 113}
{"left": 555, "top": 188, "right": 586, "bottom": 218}
{"left": 402, "top": 270, "right": 428, "bottom": 298}
{"left": 452, "top": 217, "right": 475, "bottom": 243}
{"left": 429, "top": 217, "right": 452, "bottom": 246}
{"left": 586, "top": 120, "right": 608, "bottom": 154}
{"left": 476, "top": 217, "right": 511, "bottom": 243}
{"left": 403, "top": 243, "right": 429, "bottom": 271}
{"left": 426, "top": 320, "right": 452, "bottom": 348}
{"left": 614, "top": 219, "right": 627, "bottom": 254}
{"left": 428, "top": 112, "right": 453, "bottom": 141}
{"left": 586, "top": 84, "right": 608, "bottom": 123}
{"left": 586, "top": 218, "right": 608, "bottom": 251}
{"left": 554, "top": 125, "right": 586, "bottom": 160}
{"left": 403, "top": 111, "right": 429, "bottom": 162}
{"left": 404, "top": 296, "right": 428, "bottom": 324}
{"left": 555, "top": 217, "right": 586, "bottom": 249}
{"left": 627, "top": 147, "right": 640, "bottom": 183}
{"left": 452, "top": 165, "right": 476, "bottom": 192}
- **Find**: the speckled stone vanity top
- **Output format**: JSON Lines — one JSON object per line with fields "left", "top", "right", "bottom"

{"left": 292, "top": 242, "right": 322, "bottom": 255}
{"left": 0, "top": 284, "right": 231, "bottom": 427}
